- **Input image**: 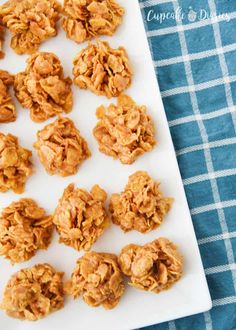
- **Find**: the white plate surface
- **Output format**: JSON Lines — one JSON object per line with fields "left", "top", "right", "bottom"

{"left": 0, "top": 1, "right": 212, "bottom": 329}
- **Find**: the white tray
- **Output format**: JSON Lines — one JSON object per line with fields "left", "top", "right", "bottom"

{"left": 0, "top": 1, "right": 212, "bottom": 329}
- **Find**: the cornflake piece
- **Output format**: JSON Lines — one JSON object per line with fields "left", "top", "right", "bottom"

{"left": 53, "top": 183, "right": 109, "bottom": 251}
{"left": 93, "top": 94, "right": 156, "bottom": 164}
{"left": 62, "top": 0, "right": 124, "bottom": 43}
{"left": 119, "top": 238, "right": 183, "bottom": 293}
{"left": 0, "top": 133, "right": 32, "bottom": 193}
{"left": 0, "top": 70, "right": 16, "bottom": 123}
{"left": 0, "top": 22, "right": 4, "bottom": 58}
{"left": 34, "top": 117, "right": 90, "bottom": 177}
{"left": 110, "top": 171, "right": 173, "bottom": 233}
{"left": 0, "top": 0, "right": 61, "bottom": 55}
{"left": 0, "top": 198, "right": 53, "bottom": 263}
{"left": 14, "top": 52, "right": 73, "bottom": 122}
{"left": 0, "top": 264, "right": 64, "bottom": 320}
{"left": 73, "top": 40, "right": 132, "bottom": 98}
{"left": 66, "top": 251, "right": 125, "bottom": 309}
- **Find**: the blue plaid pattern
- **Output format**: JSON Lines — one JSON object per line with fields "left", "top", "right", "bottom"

{"left": 138, "top": 0, "right": 236, "bottom": 329}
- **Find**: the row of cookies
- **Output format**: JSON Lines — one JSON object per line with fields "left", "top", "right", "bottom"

{"left": 0, "top": 171, "right": 173, "bottom": 264}
{"left": 0, "top": 0, "right": 125, "bottom": 56}
{"left": 1, "top": 44, "right": 133, "bottom": 124}
{"left": 1, "top": 237, "right": 183, "bottom": 320}
{"left": 0, "top": 100, "right": 156, "bottom": 192}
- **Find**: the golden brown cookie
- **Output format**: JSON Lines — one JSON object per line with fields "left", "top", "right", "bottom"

{"left": 110, "top": 171, "right": 173, "bottom": 233}
{"left": 0, "top": 70, "right": 15, "bottom": 123}
{"left": 0, "top": 198, "right": 53, "bottom": 263}
{"left": 0, "top": 132, "right": 33, "bottom": 193}
{"left": 73, "top": 40, "right": 132, "bottom": 98}
{"left": 0, "top": 0, "right": 61, "bottom": 55}
{"left": 119, "top": 238, "right": 183, "bottom": 293}
{"left": 0, "top": 22, "right": 4, "bottom": 58}
{"left": 62, "top": 0, "right": 124, "bottom": 43}
{"left": 14, "top": 52, "right": 73, "bottom": 122}
{"left": 66, "top": 251, "right": 125, "bottom": 309}
{"left": 53, "top": 183, "right": 109, "bottom": 251}
{"left": 1, "top": 264, "right": 64, "bottom": 320}
{"left": 34, "top": 117, "right": 91, "bottom": 176}
{"left": 93, "top": 94, "right": 156, "bottom": 164}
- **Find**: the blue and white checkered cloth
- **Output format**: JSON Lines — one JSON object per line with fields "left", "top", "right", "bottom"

{"left": 138, "top": 0, "right": 236, "bottom": 329}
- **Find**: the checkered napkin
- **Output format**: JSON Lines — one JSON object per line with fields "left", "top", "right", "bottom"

{"left": 138, "top": 0, "right": 236, "bottom": 329}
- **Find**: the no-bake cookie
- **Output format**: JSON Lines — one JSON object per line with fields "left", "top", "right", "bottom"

{"left": 0, "top": 133, "right": 32, "bottom": 193}
{"left": 0, "top": 70, "right": 15, "bottom": 123}
{"left": 110, "top": 171, "right": 173, "bottom": 233}
{"left": 0, "top": 264, "right": 64, "bottom": 320}
{"left": 93, "top": 94, "right": 156, "bottom": 164}
{"left": 14, "top": 52, "right": 73, "bottom": 122}
{"left": 0, "top": 0, "right": 61, "bottom": 55}
{"left": 119, "top": 238, "right": 183, "bottom": 293}
{"left": 62, "top": 0, "right": 124, "bottom": 43}
{"left": 73, "top": 40, "right": 132, "bottom": 98}
{"left": 0, "top": 22, "right": 4, "bottom": 58}
{"left": 34, "top": 117, "right": 90, "bottom": 176}
{"left": 66, "top": 251, "right": 124, "bottom": 309}
{"left": 53, "top": 183, "right": 109, "bottom": 251}
{"left": 0, "top": 198, "right": 53, "bottom": 263}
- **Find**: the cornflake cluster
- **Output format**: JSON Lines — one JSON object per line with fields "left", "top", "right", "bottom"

{"left": 62, "top": 0, "right": 124, "bottom": 43}
{"left": 14, "top": 52, "right": 73, "bottom": 122}
{"left": 110, "top": 171, "right": 173, "bottom": 233}
{"left": 0, "top": 133, "right": 32, "bottom": 193}
{"left": 93, "top": 94, "right": 156, "bottom": 164}
{"left": 0, "top": 198, "right": 53, "bottom": 263}
{"left": 0, "top": 0, "right": 184, "bottom": 320}
{"left": 53, "top": 184, "right": 109, "bottom": 251}
{"left": 119, "top": 238, "right": 183, "bottom": 293}
{"left": 0, "top": 22, "right": 4, "bottom": 58}
{"left": 0, "top": 0, "right": 61, "bottom": 55}
{"left": 34, "top": 117, "right": 90, "bottom": 176}
{"left": 66, "top": 251, "right": 125, "bottom": 309}
{"left": 0, "top": 264, "right": 64, "bottom": 320}
{"left": 0, "top": 70, "right": 16, "bottom": 123}
{"left": 73, "top": 40, "right": 132, "bottom": 98}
